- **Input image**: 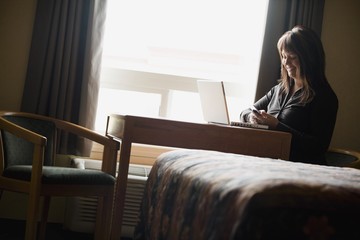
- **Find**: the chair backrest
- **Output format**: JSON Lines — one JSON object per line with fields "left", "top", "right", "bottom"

{"left": 1, "top": 115, "right": 56, "bottom": 168}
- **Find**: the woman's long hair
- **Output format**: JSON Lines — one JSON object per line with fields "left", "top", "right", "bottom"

{"left": 277, "top": 25, "right": 328, "bottom": 103}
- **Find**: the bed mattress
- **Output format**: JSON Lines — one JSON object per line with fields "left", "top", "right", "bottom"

{"left": 134, "top": 149, "right": 360, "bottom": 240}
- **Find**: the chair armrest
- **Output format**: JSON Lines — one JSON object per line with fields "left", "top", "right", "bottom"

{"left": 0, "top": 117, "right": 47, "bottom": 146}
{"left": 0, "top": 112, "right": 119, "bottom": 176}
{"left": 327, "top": 148, "right": 360, "bottom": 169}
{"left": 53, "top": 118, "right": 119, "bottom": 176}
{"left": 0, "top": 116, "right": 47, "bottom": 182}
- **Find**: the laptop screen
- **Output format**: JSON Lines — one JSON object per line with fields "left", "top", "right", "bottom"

{"left": 197, "top": 80, "right": 230, "bottom": 125}
{"left": 197, "top": 79, "right": 269, "bottom": 129}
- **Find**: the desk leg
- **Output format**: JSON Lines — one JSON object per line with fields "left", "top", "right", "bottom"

{"left": 111, "top": 140, "right": 132, "bottom": 240}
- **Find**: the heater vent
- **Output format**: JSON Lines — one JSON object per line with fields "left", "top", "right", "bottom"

{"left": 64, "top": 158, "right": 151, "bottom": 238}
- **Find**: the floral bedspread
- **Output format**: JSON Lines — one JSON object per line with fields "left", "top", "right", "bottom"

{"left": 134, "top": 149, "right": 360, "bottom": 240}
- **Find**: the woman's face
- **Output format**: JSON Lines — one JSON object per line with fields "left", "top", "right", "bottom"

{"left": 281, "top": 50, "right": 301, "bottom": 80}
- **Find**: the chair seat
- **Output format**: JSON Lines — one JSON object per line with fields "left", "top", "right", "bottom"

{"left": 3, "top": 166, "right": 115, "bottom": 185}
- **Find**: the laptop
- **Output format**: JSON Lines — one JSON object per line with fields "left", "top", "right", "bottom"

{"left": 197, "top": 80, "right": 269, "bottom": 129}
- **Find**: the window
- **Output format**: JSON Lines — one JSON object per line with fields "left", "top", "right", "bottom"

{"left": 95, "top": 0, "right": 269, "bottom": 132}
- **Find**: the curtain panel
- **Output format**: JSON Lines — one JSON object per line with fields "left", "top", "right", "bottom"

{"left": 255, "top": 0, "right": 325, "bottom": 100}
{"left": 21, "top": 0, "right": 107, "bottom": 155}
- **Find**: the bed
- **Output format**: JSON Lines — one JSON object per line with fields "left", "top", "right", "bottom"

{"left": 134, "top": 149, "right": 360, "bottom": 240}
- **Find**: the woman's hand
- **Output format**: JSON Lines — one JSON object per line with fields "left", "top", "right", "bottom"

{"left": 249, "top": 110, "right": 279, "bottom": 129}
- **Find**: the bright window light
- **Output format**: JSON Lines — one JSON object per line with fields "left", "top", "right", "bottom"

{"left": 95, "top": 0, "right": 269, "bottom": 129}
{"left": 95, "top": 88, "right": 161, "bottom": 132}
{"left": 167, "top": 90, "right": 204, "bottom": 123}
{"left": 102, "top": 0, "right": 269, "bottom": 82}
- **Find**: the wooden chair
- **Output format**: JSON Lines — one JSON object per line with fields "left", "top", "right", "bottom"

{"left": 0, "top": 112, "right": 119, "bottom": 240}
{"left": 326, "top": 147, "right": 360, "bottom": 169}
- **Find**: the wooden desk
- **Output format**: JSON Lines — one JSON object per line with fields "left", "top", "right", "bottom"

{"left": 105, "top": 114, "right": 292, "bottom": 239}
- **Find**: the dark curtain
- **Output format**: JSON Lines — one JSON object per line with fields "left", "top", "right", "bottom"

{"left": 21, "top": 0, "right": 107, "bottom": 155}
{"left": 255, "top": 0, "right": 325, "bottom": 100}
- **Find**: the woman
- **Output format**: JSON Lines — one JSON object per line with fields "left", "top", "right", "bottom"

{"left": 240, "top": 25, "right": 338, "bottom": 165}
